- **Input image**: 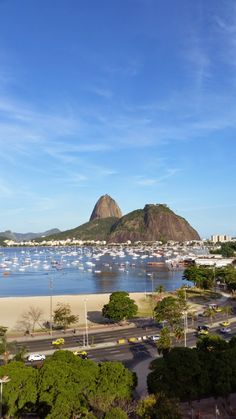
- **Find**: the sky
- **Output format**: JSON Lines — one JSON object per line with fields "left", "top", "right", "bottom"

{"left": 0, "top": 0, "right": 235, "bottom": 238}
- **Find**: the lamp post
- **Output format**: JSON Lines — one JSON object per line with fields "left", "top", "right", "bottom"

{"left": 49, "top": 278, "right": 53, "bottom": 336}
{"left": 84, "top": 299, "right": 89, "bottom": 347}
{"left": 0, "top": 375, "right": 10, "bottom": 419}
{"left": 183, "top": 311, "right": 188, "bottom": 347}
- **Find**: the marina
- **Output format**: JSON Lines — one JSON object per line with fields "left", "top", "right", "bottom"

{"left": 0, "top": 244, "right": 207, "bottom": 297}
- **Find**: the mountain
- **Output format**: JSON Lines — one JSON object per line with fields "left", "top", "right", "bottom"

{"left": 109, "top": 204, "right": 200, "bottom": 242}
{"left": 90, "top": 194, "right": 122, "bottom": 221}
{"left": 40, "top": 202, "right": 200, "bottom": 243}
{"left": 0, "top": 229, "right": 61, "bottom": 242}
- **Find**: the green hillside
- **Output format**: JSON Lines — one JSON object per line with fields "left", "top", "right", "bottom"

{"left": 41, "top": 217, "right": 118, "bottom": 242}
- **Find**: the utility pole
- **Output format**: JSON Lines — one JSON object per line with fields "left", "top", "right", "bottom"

{"left": 49, "top": 278, "right": 53, "bottom": 336}
{"left": 84, "top": 299, "right": 89, "bottom": 347}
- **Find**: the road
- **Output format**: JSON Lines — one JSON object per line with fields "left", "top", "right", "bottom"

{"left": 17, "top": 314, "right": 236, "bottom": 362}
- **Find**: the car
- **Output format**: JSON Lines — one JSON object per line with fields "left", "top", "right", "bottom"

{"left": 220, "top": 327, "right": 231, "bottom": 334}
{"left": 148, "top": 335, "right": 160, "bottom": 341}
{"left": 197, "top": 325, "right": 209, "bottom": 332}
{"left": 197, "top": 329, "right": 209, "bottom": 336}
{"left": 214, "top": 307, "right": 222, "bottom": 313}
{"left": 220, "top": 321, "right": 230, "bottom": 327}
{"left": 27, "top": 353, "right": 46, "bottom": 362}
{"left": 52, "top": 338, "right": 65, "bottom": 346}
{"left": 73, "top": 350, "right": 88, "bottom": 359}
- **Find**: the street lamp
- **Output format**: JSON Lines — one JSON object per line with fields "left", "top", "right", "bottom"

{"left": 49, "top": 278, "right": 53, "bottom": 336}
{"left": 0, "top": 375, "right": 10, "bottom": 419}
{"left": 84, "top": 299, "right": 89, "bottom": 347}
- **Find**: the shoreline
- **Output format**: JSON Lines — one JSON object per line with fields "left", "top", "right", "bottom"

{"left": 0, "top": 292, "right": 148, "bottom": 331}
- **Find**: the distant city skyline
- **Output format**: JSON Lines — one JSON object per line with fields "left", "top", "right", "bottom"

{"left": 0, "top": 0, "right": 235, "bottom": 238}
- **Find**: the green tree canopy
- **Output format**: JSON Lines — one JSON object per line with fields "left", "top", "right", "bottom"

{"left": 38, "top": 350, "right": 136, "bottom": 418}
{"left": 154, "top": 296, "right": 183, "bottom": 327}
{"left": 0, "top": 362, "right": 38, "bottom": 418}
{"left": 102, "top": 291, "right": 138, "bottom": 322}
{"left": 53, "top": 303, "right": 79, "bottom": 330}
{"left": 183, "top": 266, "right": 215, "bottom": 289}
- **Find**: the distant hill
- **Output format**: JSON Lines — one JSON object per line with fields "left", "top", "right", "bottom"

{"left": 39, "top": 201, "right": 200, "bottom": 243}
{"left": 0, "top": 229, "right": 61, "bottom": 242}
{"left": 90, "top": 194, "right": 122, "bottom": 221}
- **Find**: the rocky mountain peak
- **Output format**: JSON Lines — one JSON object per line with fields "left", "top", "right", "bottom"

{"left": 89, "top": 194, "right": 122, "bottom": 221}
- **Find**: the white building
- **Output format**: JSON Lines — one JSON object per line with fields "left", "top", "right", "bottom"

{"left": 211, "top": 234, "right": 231, "bottom": 243}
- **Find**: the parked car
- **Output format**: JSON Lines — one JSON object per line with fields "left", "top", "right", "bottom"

{"left": 220, "top": 327, "right": 231, "bottom": 334}
{"left": 28, "top": 353, "right": 46, "bottom": 362}
{"left": 52, "top": 338, "right": 65, "bottom": 346}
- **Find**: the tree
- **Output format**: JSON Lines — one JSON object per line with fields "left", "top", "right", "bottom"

{"left": 0, "top": 326, "right": 8, "bottom": 337}
{"left": 136, "top": 393, "right": 181, "bottom": 419}
{"left": 89, "top": 361, "right": 135, "bottom": 413}
{"left": 22, "top": 306, "right": 44, "bottom": 332}
{"left": 104, "top": 407, "right": 128, "bottom": 419}
{"left": 0, "top": 361, "right": 38, "bottom": 417}
{"left": 173, "top": 325, "right": 184, "bottom": 343}
{"left": 38, "top": 350, "right": 136, "bottom": 418}
{"left": 203, "top": 307, "right": 216, "bottom": 325}
{"left": 183, "top": 266, "right": 214, "bottom": 289}
{"left": 136, "top": 394, "right": 156, "bottom": 419}
{"left": 156, "top": 327, "right": 172, "bottom": 357}
{"left": 148, "top": 347, "right": 202, "bottom": 402}
{"left": 155, "top": 285, "right": 165, "bottom": 294}
{"left": 53, "top": 303, "right": 78, "bottom": 330}
{"left": 13, "top": 345, "right": 28, "bottom": 362}
{"left": 154, "top": 296, "right": 183, "bottom": 328}
{"left": 102, "top": 291, "right": 138, "bottom": 323}
{"left": 196, "top": 335, "right": 228, "bottom": 352}
{"left": 0, "top": 335, "right": 16, "bottom": 364}
{"left": 154, "top": 392, "right": 182, "bottom": 419}
{"left": 222, "top": 305, "right": 233, "bottom": 319}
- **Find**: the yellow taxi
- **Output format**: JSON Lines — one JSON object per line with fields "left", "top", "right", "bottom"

{"left": 220, "top": 321, "right": 230, "bottom": 327}
{"left": 52, "top": 338, "right": 65, "bottom": 346}
{"left": 214, "top": 307, "right": 222, "bottom": 313}
{"left": 73, "top": 350, "right": 88, "bottom": 359}
{"left": 198, "top": 329, "right": 209, "bottom": 336}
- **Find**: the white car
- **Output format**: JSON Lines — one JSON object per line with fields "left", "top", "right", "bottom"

{"left": 148, "top": 335, "right": 160, "bottom": 341}
{"left": 27, "top": 353, "right": 46, "bottom": 362}
{"left": 220, "top": 327, "right": 231, "bottom": 334}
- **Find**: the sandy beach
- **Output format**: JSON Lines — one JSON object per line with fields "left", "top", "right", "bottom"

{"left": 0, "top": 292, "right": 147, "bottom": 332}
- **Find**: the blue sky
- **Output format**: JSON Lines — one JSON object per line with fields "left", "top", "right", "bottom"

{"left": 0, "top": 0, "right": 235, "bottom": 238}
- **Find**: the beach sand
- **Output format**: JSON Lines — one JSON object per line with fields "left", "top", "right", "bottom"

{"left": 0, "top": 292, "right": 147, "bottom": 332}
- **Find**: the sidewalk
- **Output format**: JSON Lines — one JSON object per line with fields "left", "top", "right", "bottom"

{"left": 7, "top": 321, "right": 139, "bottom": 342}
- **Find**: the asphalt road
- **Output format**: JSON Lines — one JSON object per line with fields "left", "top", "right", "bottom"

{"left": 18, "top": 315, "right": 236, "bottom": 365}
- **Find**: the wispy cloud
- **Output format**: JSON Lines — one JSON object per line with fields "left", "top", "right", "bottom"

{"left": 135, "top": 168, "right": 180, "bottom": 186}
{"left": 87, "top": 86, "right": 113, "bottom": 99}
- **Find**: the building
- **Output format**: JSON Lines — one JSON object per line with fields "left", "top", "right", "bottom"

{"left": 211, "top": 234, "right": 231, "bottom": 243}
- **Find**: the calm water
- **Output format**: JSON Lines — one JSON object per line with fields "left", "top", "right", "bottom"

{"left": 0, "top": 246, "right": 188, "bottom": 297}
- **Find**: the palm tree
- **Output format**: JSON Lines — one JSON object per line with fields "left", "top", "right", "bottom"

{"left": 155, "top": 285, "right": 165, "bottom": 294}
{"left": 173, "top": 325, "right": 184, "bottom": 343}
{"left": 204, "top": 307, "right": 216, "bottom": 325}
{"left": 188, "top": 311, "right": 197, "bottom": 328}
{"left": 222, "top": 305, "right": 233, "bottom": 319}
{"left": 0, "top": 336, "right": 16, "bottom": 364}
{"left": 13, "top": 345, "right": 28, "bottom": 362}
{"left": 156, "top": 327, "right": 172, "bottom": 357}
